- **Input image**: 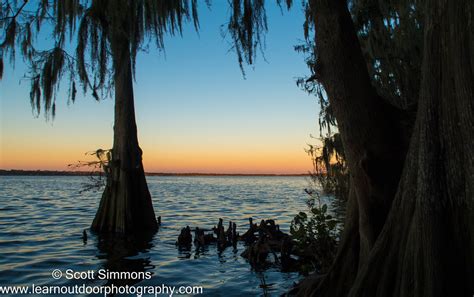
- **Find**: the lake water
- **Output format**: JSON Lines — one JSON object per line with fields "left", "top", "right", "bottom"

{"left": 0, "top": 175, "right": 323, "bottom": 296}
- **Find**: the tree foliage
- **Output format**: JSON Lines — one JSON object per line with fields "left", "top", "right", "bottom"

{"left": 1, "top": 0, "right": 205, "bottom": 119}
{"left": 295, "top": 40, "right": 349, "bottom": 210}
{"left": 290, "top": 192, "right": 339, "bottom": 273}
{"left": 351, "top": 0, "right": 423, "bottom": 109}
{"left": 297, "top": 0, "right": 424, "bottom": 129}
{"left": 301, "top": 0, "right": 423, "bottom": 110}
{"left": 1, "top": 0, "right": 290, "bottom": 119}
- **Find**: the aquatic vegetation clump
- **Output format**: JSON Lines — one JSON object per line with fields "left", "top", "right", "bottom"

{"left": 290, "top": 192, "right": 339, "bottom": 274}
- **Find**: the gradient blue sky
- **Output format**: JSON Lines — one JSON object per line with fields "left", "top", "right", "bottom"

{"left": 0, "top": 1, "right": 319, "bottom": 174}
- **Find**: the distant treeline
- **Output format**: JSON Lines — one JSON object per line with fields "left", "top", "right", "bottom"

{"left": 0, "top": 170, "right": 309, "bottom": 177}
{"left": 0, "top": 170, "right": 93, "bottom": 176}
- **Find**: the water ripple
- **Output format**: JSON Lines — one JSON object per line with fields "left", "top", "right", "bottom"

{"left": 0, "top": 175, "right": 312, "bottom": 296}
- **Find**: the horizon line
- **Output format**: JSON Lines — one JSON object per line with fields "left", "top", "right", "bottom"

{"left": 0, "top": 169, "right": 311, "bottom": 177}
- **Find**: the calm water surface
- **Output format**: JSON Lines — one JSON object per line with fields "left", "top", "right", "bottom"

{"left": 0, "top": 176, "right": 320, "bottom": 296}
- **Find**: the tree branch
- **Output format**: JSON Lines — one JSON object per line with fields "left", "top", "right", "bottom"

{"left": 0, "top": 0, "right": 29, "bottom": 22}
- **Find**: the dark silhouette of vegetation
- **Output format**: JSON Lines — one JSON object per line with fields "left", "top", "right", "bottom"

{"left": 67, "top": 149, "right": 111, "bottom": 193}
{"left": 296, "top": 41, "right": 349, "bottom": 208}
{"left": 290, "top": 192, "right": 339, "bottom": 274}
{"left": 175, "top": 217, "right": 336, "bottom": 274}
{"left": 292, "top": 0, "right": 474, "bottom": 296}
{"left": 304, "top": 132, "right": 349, "bottom": 219}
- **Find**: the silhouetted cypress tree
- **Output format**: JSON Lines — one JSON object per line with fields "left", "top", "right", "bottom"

{"left": 1, "top": 0, "right": 201, "bottom": 234}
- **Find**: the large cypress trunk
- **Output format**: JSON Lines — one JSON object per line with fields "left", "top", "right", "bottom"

{"left": 348, "top": 0, "right": 474, "bottom": 295}
{"left": 296, "top": 0, "right": 473, "bottom": 296}
{"left": 296, "top": 0, "right": 408, "bottom": 295}
{"left": 91, "top": 32, "right": 158, "bottom": 234}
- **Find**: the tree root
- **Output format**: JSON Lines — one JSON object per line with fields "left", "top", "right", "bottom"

{"left": 176, "top": 217, "right": 319, "bottom": 273}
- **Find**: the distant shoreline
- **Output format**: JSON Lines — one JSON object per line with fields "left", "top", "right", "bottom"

{"left": 0, "top": 169, "right": 309, "bottom": 177}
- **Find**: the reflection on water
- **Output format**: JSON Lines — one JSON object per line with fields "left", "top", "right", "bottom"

{"left": 0, "top": 175, "right": 334, "bottom": 296}
{"left": 96, "top": 233, "right": 155, "bottom": 287}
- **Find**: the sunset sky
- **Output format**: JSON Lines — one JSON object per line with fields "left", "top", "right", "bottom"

{"left": 0, "top": 2, "right": 319, "bottom": 174}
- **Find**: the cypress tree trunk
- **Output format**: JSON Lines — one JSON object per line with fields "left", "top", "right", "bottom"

{"left": 297, "top": 0, "right": 474, "bottom": 296}
{"left": 348, "top": 0, "right": 474, "bottom": 295}
{"left": 299, "top": 0, "right": 474, "bottom": 297}
{"left": 297, "top": 0, "right": 408, "bottom": 295}
{"left": 91, "top": 32, "right": 158, "bottom": 234}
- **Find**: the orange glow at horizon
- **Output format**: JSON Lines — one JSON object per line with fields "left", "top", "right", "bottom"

{"left": 0, "top": 142, "right": 313, "bottom": 174}
{"left": 142, "top": 149, "right": 312, "bottom": 174}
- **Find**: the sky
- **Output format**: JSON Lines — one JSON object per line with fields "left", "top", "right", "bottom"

{"left": 0, "top": 1, "right": 320, "bottom": 174}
